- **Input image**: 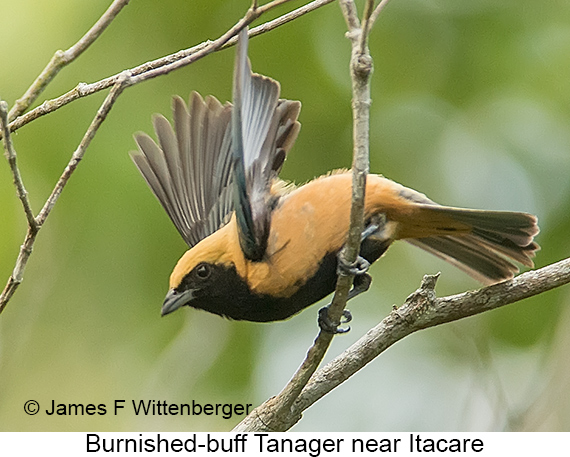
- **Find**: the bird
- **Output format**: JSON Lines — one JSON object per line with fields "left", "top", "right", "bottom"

{"left": 130, "top": 28, "right": 539, "bottom": 333}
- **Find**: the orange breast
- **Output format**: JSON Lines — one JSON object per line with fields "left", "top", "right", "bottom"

{"left": 245, "top": 172, "right": 414, "bottom": 296}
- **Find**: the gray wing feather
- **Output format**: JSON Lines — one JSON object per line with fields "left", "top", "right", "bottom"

{"left": 131, "top": 93, "right": 234, "bottom": 247}
{"left": 131, "top": 29, "right": 301, "bottom": 252}
{"left": 231, "top": 28, "right": 301, "bottom": 260}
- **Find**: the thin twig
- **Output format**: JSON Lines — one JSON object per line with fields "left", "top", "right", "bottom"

{"left": 36, "top": 74, "right": 131, "bottom": 226}
{"left": 0, "top": 227, "right": 37, "bottom": 315}
{"left": 245, "top": 0, "right": 335, "bottom": 37}
{"left": 0, "top": 102, "right": 37, "bottom": 230}
{"left": 313, "top": 0, "right": 375, "bottom": 377}
{"left": 234, "top": 0, "right": 378, "bottom": 432}
{"left": 359, "top": 0, "right": 375, "bottom": 54}
{"left": 0, "top": 75, "right": 130, "bottom": 314}
{"left": 338, "top": 0, "right": 360, "bottom": 31}
{"left": 126, "top": 0, "right": 290, "bottom": 86}
{"left": 7, "top": 0, "right": 130, "bottom": 122}
{"left": 369, "top": 0, "right": 393, "bottom": 29}
{"left": 256, "top": 0, "right": 293, "bottom": 15}
{"left": 3, "top": 0, "right": 334, "bottom": 138}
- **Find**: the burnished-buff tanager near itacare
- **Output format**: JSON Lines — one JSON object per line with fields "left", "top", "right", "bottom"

{"left": 131, "top": 29, "right": 539, "bottom": 333}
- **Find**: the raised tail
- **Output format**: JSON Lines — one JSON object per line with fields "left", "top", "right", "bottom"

{"left": 405, "top": 205, "right": 539, "bottom": 284}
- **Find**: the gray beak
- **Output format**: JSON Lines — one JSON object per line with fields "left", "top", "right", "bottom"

{"left": 161, "top": 289, "right": 193, "bottom": 316}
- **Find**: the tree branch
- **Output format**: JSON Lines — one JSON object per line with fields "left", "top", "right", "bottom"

{"left": 0, "top": 102, "right": 37, "bottom": 230}
{"left": 236, "top": 258, "right": 570, "bottom": 431}
{"left": 36, "top": 73, "right": 130, "bottom": 226}
{"left": 0, "top": 74, "right": 129, "bottom": 314}
{"left": 294, "top": 257, "right": 570, "bottom": 413}
{"left": 7, "top": 0, "right": 131, "bottom": 122}
{"left": 369, "top": 0, "right": 393, "bottom": 29}
{"left": 358, "top": 0, "right": 375, "bottom": 54}
{"left": 338, "top": 0, "right": 360, "bottom": 31}
{"left": 127, "top": 0, "right": 296, "bottom": 86}
{"left": 3, "top": 0, "right": 334, "bottom": 138}
{"left": 234, "top": 0, "right": 378, "bottom": 433}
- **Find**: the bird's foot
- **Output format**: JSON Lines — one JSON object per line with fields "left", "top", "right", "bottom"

{"left": 337, "top": 253, "right": 370, "bottom": 276}
{"left": 348, "top": 273, "right": 372, "bottom": 300}
{"left": 318, "top": 306, "right": 352, "bottom": 334}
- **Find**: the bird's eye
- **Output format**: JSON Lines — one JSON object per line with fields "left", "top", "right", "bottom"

{"left": 195, "top": 264, "right": 211, "bottom": 280}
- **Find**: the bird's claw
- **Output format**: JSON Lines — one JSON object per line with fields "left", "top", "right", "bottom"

{"left": 319, "top": 251, "right": 371, "bottom": 333}
{"left": 318, "top": 306, "right": 352, "bottom": 334}
{"left": 337, "top": 254, "right": 370, "bottom": 276}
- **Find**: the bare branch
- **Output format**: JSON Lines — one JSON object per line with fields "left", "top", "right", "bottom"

{"left": 3, "top": 0, "right": 334, "bottom": 138}
{"left": 0, "top": 102, "right": 37, "bottom": 230}
{"left": 0, "top": 227, "right": 36, "bottom": 315}
{"left": 294, "top": 258, "right": 570, "bottom": 413}
{"left": 236, "top": 258, "right": 570, "bottom": 430}
{"left": 369, "top": 0, "right": 393, "bottom": 29}
{"left": 256, "top": 0, "right": 294, "bottom": 15}
{"left": 126, "top": 0, "right": 299, "bottom": 86}
{"left": 245, "top": 0, "right": 335, "bottom": 38}
{"left": 0, "top": 74, "right": 129, "bottom": 315}
{"left": 234, "top": 0, "right": 377, "bottom": 433}
{"left": 359, "top": 0, "right": 375, "bottom": 54}
{"left": 314, "top": 0, "right": 375, "bottom": 364}
{"left": 334, "top": 0, "right": 375, "bottom": 328}
{"left": 37, "top": 74, "right": 130, "bottom": 226}
{"left": 7, "top": 0, "right": 131, "bottom": 122}
{"left": 338, "top": 0, "right": 360, "bottom": 31}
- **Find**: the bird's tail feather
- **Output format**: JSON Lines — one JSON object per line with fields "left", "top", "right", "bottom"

{"left": 405, "top": 205, "right": 539, "bottom": 284}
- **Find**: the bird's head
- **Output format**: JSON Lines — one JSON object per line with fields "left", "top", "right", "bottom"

{"left": 161, "top": 217, "right": 244, "bottom": 316}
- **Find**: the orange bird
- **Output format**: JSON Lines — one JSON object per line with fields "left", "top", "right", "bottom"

{"left": 131, "top": 29, "right": 539, "bottom": 333}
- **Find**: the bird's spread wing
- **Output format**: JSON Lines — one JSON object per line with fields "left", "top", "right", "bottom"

{"left": 231, "top": 28, "right": 301, "bottom": 261}
{"left": 131, "top": 28, "right": 300, "bottom": 251}
{"left": 131, "top": 93, "right": 234, "bottom": 247}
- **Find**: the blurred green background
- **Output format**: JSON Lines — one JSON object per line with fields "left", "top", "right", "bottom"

{"left": 1, "top": 0, "right": 570, "bottom": 432}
